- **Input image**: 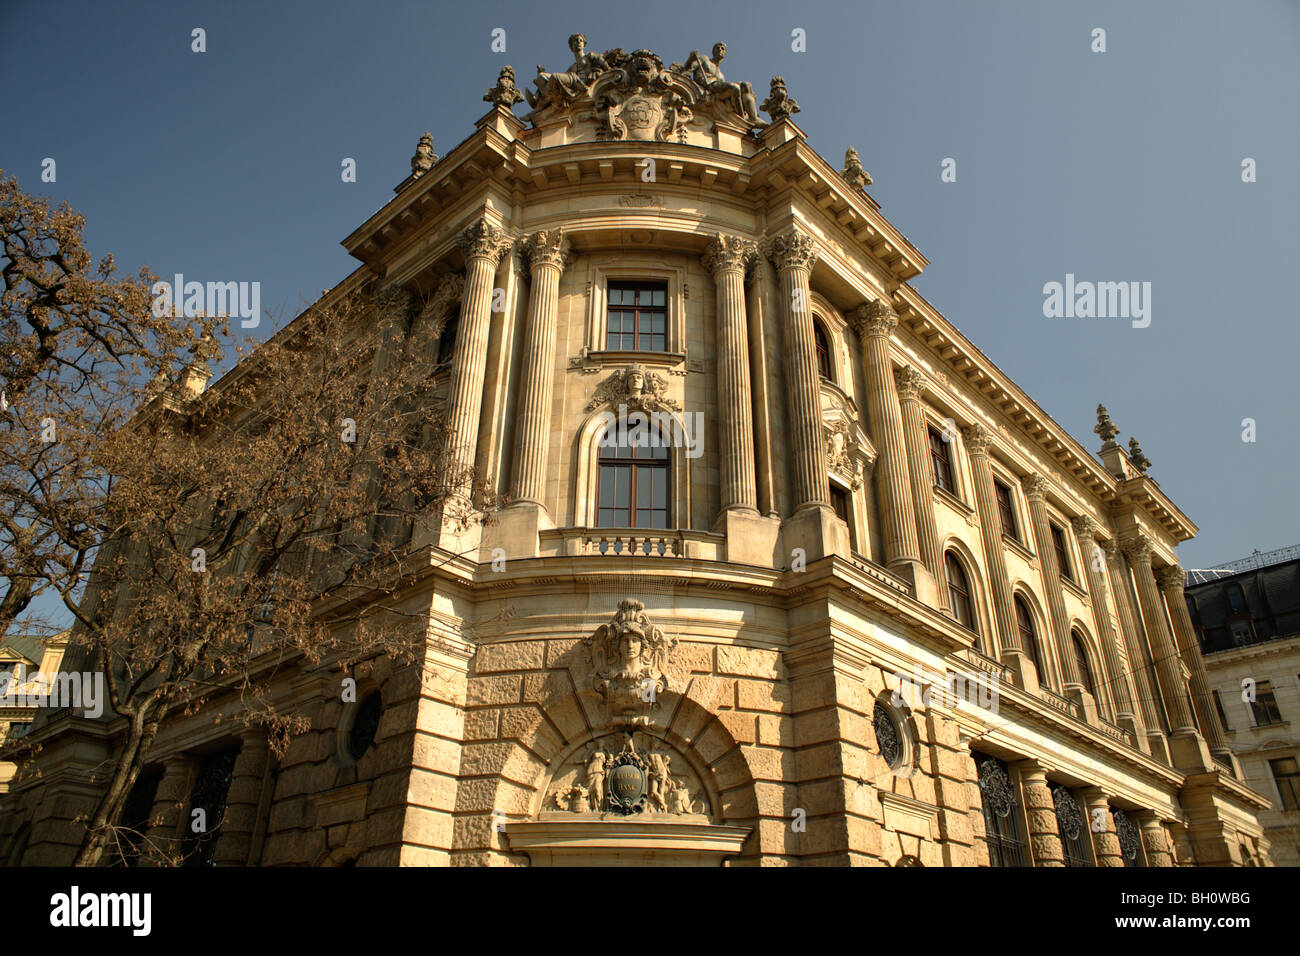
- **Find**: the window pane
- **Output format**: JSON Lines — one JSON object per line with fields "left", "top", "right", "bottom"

{"left": 599, "top": 466, "right": 615, "bottom": 506}
{"left": 652, "top": 289, "right": 665, "bottom": 306}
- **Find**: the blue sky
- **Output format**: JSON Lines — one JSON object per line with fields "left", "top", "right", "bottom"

{"left": 2, "top": 0, "right": 1297, "bottom": 631}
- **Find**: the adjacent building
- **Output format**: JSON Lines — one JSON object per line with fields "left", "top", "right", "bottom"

{"left": 0, "top": 37, "right": 1272, "bottom": 867}
{"left": 1189, "top": 546, "right": 1300, "bottom": 866}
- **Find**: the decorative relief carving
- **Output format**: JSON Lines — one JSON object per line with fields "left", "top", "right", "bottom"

{"left": 873, "top": 702, "right": 901, "bottom": 768}
{"left": 850, "top": 299, "right": 897, "bottom": 339}
{"left": 617, "top": 193, "right": 663, "bottom": 208}
{"left": 1155, "top": 564, "right": 1186, "bottom": 593}
{"left": 1113, "top": 809, "right": 1142, "bottom": 863}
{"left": 483, "top": 65, "right": 525, "bottom": 109}
{"left": 961, "top": 424, "right": 992, "bottom": 457}
{"left": 591, "top": 49, "right": 694, "bottom": 143}
{"left": 1121, "top": 535, "right": 1153, "bottom": 565}
{"left": 523, "top": 229, "right": 571, "bottom": 272}
{"left": 760, "top": 75, "right": 800, "bottom": 123}
{"left": 841, "top": 147, "right": 872, "bottom": 190}
{"left": 547, "top": 732, "right": 707, "bottom": 819}
{"left": 894, "top": 366, "right": 925, "bottom": 402}
{"left": 977, "top": 758, "right": 1017, "bottom": 819}
{"left": 457, "top": 218, "right": 512, "bottom": 265}
{"left": 821, "top": 390, "right": 873, "bottom": 490}
{"left": 1020, "top": 473, "right": 1048, "bottom": 501}
{"left": 764, "top": 231, "right": 817, "bottom": 273}
{"left": 1070, "top": 514, "right": 1100, "bottom": 544}
{"left": 410, "top": 132, "right": 437, "bottom": 179}
{"left": 701, "top": 233, "right": 757, "bottom": 276}
{"left": 584, "top": 599, "right": 678, "bottom": 727}
{"left": 585, "top": 366, "right": 681, "bottom": 414}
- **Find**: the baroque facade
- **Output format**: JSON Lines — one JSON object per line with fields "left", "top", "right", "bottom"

{"left": 0, "top": 37, "right": 1272, "bottom": 867}
{"left": 1188, "top": 547, "right": 1300, "bottom": 866}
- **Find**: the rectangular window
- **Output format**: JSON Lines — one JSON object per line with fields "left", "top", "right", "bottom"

{"left": 1050, "top": 783, "right": 1094, "bottom": 867}
{"left": 928, "top": 427, "right": 956, "bottom": 494}
{"left": 1050, "top": 523, "right": 1073, "bottom": 581}
{"left": 183, "top": 746, "right": 240, "bottom": 867}
{"left": 1212, "top": 690, "right": 1232, "bottom": 733}
{"left": 1250, "top": 680, "right": 1284, "bottom": 726}
{"left": 605, "top": 281, "right": 667, "bottom": 352}
{"left": 995, "top": 480, "right": 1018, "bottom": 541}
{"left": 973, "top": 754, "right": 1030, "bottom": 867}
{"left": 1270, "top": 756, "right": 1300, "bottom": 812}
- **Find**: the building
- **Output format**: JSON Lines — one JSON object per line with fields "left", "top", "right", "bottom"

{"left": 1188, "top": 546, "right": 1300, "bottom": 866}
{"left": 0, "top": 37, "right": 1272, "bottom": 867}
{"left": 0, "top": 632, "right": 69, "bottom": 801}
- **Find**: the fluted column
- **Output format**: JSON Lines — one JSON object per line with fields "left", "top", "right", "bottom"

{"left": 850, "top": 300, "right": 926, "bottom": 588}
{"left": 896, "top": 368, "right": 947, "bottom": 611}
{"left": 1072, "top": 517, "right": 1139, "bottom": 730}
{"left": 703, "top": 234, "right": 759, "bottom": 513}
{"left": 1157, "top": 564, "right": 1232, "bottom": 762}
{"left": 1123, "top": 536, "right": 1198, "bottom": 736}
{"left": 765, "top": 231, "right": 825, "bottom": 511}
{"left": 1022, "top": 474, "right": 1083, "bottom": 693}
{"left": 1079, "top": 788, "right": 1124, "bottom": 867}
{"left": 509, "top": 229, "right": 570, "bottom": 507}
{"left": 1015, "top": 760, "right": 1064, "bottom": 866}
{"left": 212, "top": 728, "right": 271, "bottom": 866}
{"left": 964, "top": 425, "right": 1024, "bottom": 668}
{"left": 1133, "top": 810, "right": 1175, "bottom": 867}
{"left": 445, "top": 217, "right": 512, "bottom": 498}
{"left": 1103, "top": 537, "right": 1166, "bottom": 752}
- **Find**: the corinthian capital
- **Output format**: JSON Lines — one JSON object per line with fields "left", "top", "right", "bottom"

{"left": 457, "top": 218, "right": 512, "bottom": 265}
{"left": 764, "top": 231, "right": 817, "bottom": 273}
{"left": 1020, "top": 473, "right": 1048, "bottom": 501}
{"left": 523, "top": 229, "right": 571, "bottom": 272}
{"left": 1070, "top": 515, "right": 1100, "bottom": 543}
{"left": 849, "top": 299, "right": 897, "bottom": 339}
{"left": 961, "top": 424, "right": 992, "bottom": 456}
{"left": 894, "top": 366, "right": 925, "bottom": 401}
{"left": 702, "top": 233, "right": 758, "bottom": 276}
{"left": 1121, "top": 535, "right": 1153, "bottom": 566}
{"left": 1155, "top": 564, "right": 1186, "bottom": 593}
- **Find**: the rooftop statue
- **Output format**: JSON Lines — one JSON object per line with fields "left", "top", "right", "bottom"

{"left": 841, "top": 147, "right": 873, "bottom": 190}
{"left": 483, "top": 65, "right": 525, "bottom": 109}
{"left": 760, "top": 75, "right": 800, "bottom": 123}
{"left": 682, "top": 41, "right": 760, "bottom": 125}
{"left": 526, "top": 33, "right": 609, "bottom": 110}
{"left": 410, "top": 132, "right": 437, "bottom": 179}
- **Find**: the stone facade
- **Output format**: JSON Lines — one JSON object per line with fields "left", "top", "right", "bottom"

{"left": 0, "top": 37, "right": 1273, "bottom": 867}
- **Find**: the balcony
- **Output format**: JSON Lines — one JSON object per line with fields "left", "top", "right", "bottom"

{"left": 540, "top": 528, "right": 725, "bottom": 561}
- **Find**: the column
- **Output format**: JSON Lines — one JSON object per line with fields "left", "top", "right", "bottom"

{"left": 1124, "top": 536, "right": 1211, "bottom": 770}
{"left": 444, "top": 217, "right": 512, "bottom": 500}
{"left": 1079, "top": 788, "right": 1124, "bottom": 867}
{"left": 140, "top": 755, "right": 196, "bottom": 867}
{"left": 1015, "top": 759, "right": 1064, "bottom": 866}
{"left": 1021, "top": 474, "right": 1083, "bottom": 695}
{"left": 702, "top": 234, "right": 759, "bottom": 514}
{"left": 850, "top": 300, "right": 928, "bottom": 595}
{"left": 212, "top": 728, "right": 271, "bottom": 866}
{"left": 1071, "top": 517, "right": 1139, "bottom": 733}
{"left": 509, "top": 229, "right": 570, "bottom": 507}
{"left": 896, "top": 368, "right": 947, "bottom": 611}
{"left": 1157, "top": 564, "right": 1233, "bottom": 765}
{"left": 1133, "top": 810, "right": 1176, "bottom": 867}
{"left": 1103, "top": 537, "right": 1167, "bottom": 757}
{"left": 963, "top": 425, "right": 1026, "bottom": 675}
{"left": 765, "top": 231, "right": 825, "bottom": 511}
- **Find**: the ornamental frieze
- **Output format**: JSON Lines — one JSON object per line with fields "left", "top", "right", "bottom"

{"left": 584, "top": 365, "right": 681, "bottom": 414}
{"left": 584, "top": 599, "right": 678, "bottom": 728}
{"left": 547, "top": 732, "right": 706, "bottom": 818}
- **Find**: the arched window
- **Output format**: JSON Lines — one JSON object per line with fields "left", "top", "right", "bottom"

{"left": 945, "top": 551, "right": 977, "bottom": 634}
{"left": 1226, "top": 582, "right": 1247, "bottom": 615}
{"left": 1072, "top": 629, "right": 1096, "bottom": 698}
{"left": 436, "top": 310, "right": 460, "bottom": 367}
{"left": 597, "top": 423, "right": 669, "bottom": 528}
{"left": 814, "top": 321, "right": 833, "bottom": 381}
{"left": 1013, "top": 595, "right": 1042, "bottom": 675}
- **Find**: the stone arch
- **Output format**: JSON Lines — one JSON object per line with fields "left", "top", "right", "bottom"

{"left": 570, "top": 405, "right": 693, "bottom": 528}
{"left": 1069, "top": 620, "right": 1111, "bottom": 718}
{"left": 941, "top": 535, "right": 995, "bottom": 655}
{"left": 809, "top": 291, "right": 853, "bottom": 393}
{"left": 1010, "top": 581, "right": 1057, "bottom": 687}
